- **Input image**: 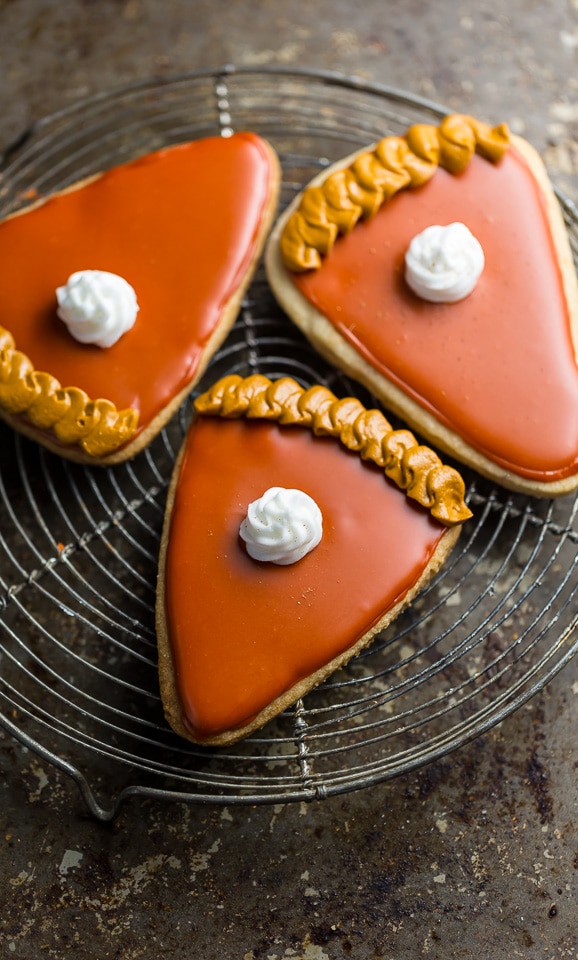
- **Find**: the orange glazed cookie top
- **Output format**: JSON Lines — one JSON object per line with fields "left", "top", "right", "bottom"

{"left": 194, "top": 374, "right": 473, "bottom": 525}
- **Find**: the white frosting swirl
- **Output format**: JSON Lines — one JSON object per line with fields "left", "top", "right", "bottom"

{"left": 56, "top": 270, "right": 139, "bottom": 348}
{"left": 404, "top": 222, "right": 484, "bottom": 303}
{"left": 239, "top": 487, "right": 323, "bottom": 565}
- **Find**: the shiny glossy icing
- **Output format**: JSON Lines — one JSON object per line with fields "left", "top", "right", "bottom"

{"left": 292, "top": 148, "right": 578, "bottom": 481}
{"left": 165, "top": 415, "right": 448, "bottom": 741}
{"left": 0, "top": 133, "right": 275, "bottom": 455}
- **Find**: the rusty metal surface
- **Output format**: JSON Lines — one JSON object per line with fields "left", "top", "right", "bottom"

{"left": 1, "top": 1, "right": 578, "bottom": 957}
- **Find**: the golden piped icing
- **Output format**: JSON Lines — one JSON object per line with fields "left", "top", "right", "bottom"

{"left": 280, "top": 114, "right": 510, "bottom": 272}
{"left": 0, "top": 325, "right": 138, "bottom": 457}
{"left": 195, "top": 374, "right": 472, "bottom": 525}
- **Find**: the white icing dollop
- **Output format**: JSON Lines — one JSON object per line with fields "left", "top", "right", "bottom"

{"left": 56, "top": 270, "right": 139, "bottom": 348}
{"left": 404, "top": 222, "right": 484, "bottom": 303}
{"left": 239, "top": 486, "right": 323, "bottom": 565}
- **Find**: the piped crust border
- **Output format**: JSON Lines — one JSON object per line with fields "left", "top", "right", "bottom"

{"left": 0, "top": 324, "right": 139, "bottom": 458}
{"left": 279, "top": 113, "right": 510, "bottom": 272}
{"left": 194, "top": 374, "right": 472, "bottom": 526}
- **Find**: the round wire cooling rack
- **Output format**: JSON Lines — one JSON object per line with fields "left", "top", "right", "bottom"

{"left": 1, "top": 66, "right": 578, "bottom": 821}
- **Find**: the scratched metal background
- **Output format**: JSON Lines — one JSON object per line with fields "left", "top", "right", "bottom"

{"left": 1, "top": 3, "right": 578, "bottom": 958}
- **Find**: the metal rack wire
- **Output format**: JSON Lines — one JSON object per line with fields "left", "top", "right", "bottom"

{"left": 1, "top": 66, "right": 577, "bottom": 821}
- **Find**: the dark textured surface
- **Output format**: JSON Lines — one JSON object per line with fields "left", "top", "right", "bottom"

{"left": 1, "top": 2, "right": 578, "bottom": 958}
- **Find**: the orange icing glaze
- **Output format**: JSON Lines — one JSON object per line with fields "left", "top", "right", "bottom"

{"left": 292, "top": 148, "right": 578, "bottom": 481}
{"left": 165, "top": 416, "right": 446, "bottom": 741}
{"left": 0, "top": 133, "right": 275, "bottom": 446}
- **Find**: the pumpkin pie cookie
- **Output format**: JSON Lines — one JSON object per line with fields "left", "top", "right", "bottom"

{"left": 155, "top": 374, "right": 471, "bottom": 745}
{"left": 266, "top": 114, "right": 578, "bottom": 496}
{"left": 0, "top": 132, "right": 280, "bottom": 463}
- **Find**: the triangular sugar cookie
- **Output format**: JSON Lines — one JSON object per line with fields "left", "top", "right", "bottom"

{"left": 0, "top": 133, "right": 279, "bottom": 462}
{"left": 266, "top": 114, "right": 578, "bottom": 496}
